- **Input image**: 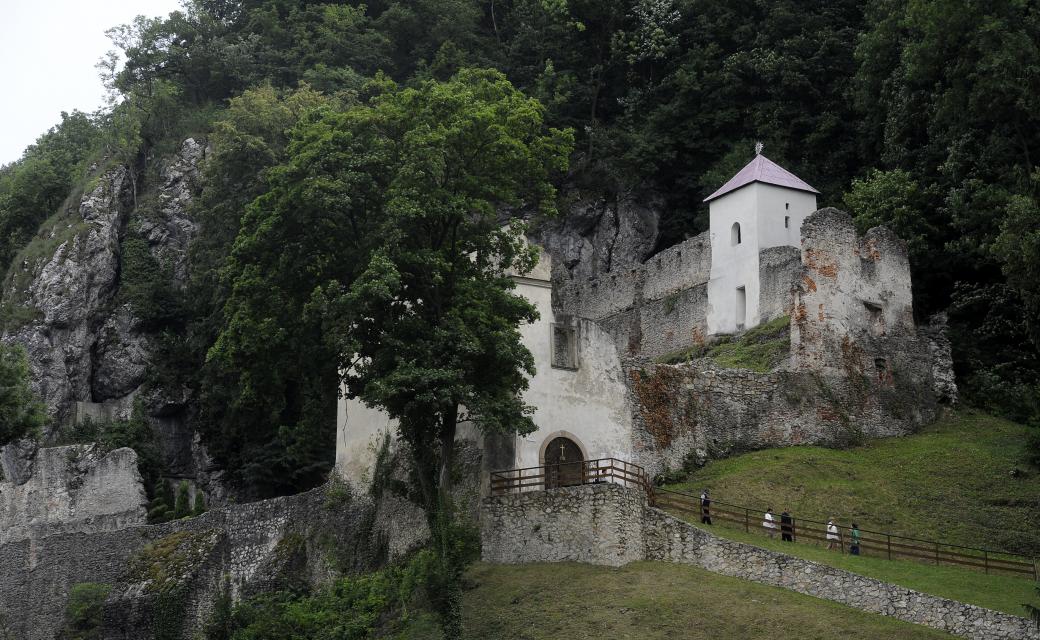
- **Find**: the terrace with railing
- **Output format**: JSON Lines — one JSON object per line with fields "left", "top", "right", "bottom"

{"left": 489, "top": 458, "right": 653, "bottom": 499}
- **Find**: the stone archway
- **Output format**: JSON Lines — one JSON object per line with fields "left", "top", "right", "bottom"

{"left": 543, "top": 435, "right": 584, "bottom": 489}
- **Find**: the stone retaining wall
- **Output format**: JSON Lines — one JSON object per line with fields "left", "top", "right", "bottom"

{"left": 481, "top": 483, "right": 644, "bottom": 567}
{"left": 481, "top": 485, "right": 1039, "bottom": 640}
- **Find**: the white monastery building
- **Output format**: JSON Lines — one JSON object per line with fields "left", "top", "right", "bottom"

{"left": 336, "top": 151, "right": 948, "bottom": 491}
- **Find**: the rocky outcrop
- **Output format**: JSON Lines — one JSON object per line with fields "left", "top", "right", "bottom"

{"left": 2, "top": 165, "right": 134, "bottom": 428}
{"left": 0, "top": 443, "right": 147, "bottom": 545}
{"left": 536, "top": 191, "right": 661, "bottom": 282}
{"left": 1, "top": 140, "right": 206, "bottom": 468}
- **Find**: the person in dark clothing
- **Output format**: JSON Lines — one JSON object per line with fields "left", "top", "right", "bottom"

{"left": 780, "top": 509, "right": 793, "bottom": 542}
{"left": 700, "top": 489, "right": 712, "bottom": 524}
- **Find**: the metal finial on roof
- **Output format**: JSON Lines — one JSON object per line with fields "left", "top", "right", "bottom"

{"left": 755, "top": 141, "right": 764, "bottom": 155}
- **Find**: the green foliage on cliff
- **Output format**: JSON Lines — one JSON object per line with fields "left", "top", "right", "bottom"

{"left": 61, "top": 583, "right": 112, "bottom": 640}
{"left": 0, "top": 343, "right": 44, "bottom": 445}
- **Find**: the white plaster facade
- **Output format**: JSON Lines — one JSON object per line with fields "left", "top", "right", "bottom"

{"left": 335, "top": 246, "right": 634, "bottom": 489}
{"left": 706, "top": 160, "right": 818, "bottom": 335}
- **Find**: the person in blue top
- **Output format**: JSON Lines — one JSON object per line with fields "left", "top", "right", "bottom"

{"left": 850, "top": 523, "right": 862, "bottom": 555}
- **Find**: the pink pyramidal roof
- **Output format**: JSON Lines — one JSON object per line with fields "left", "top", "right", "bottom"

{"left": 704, "top": 154, "right": 819, "bottom": 202}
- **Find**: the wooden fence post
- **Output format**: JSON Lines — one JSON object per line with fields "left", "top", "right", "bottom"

{"left": 934, "top": 542, "right": 940, "bottom": 565}
{"left": 984, "top": 550, "right": 988, "bottom": 575}
{"left": 744, "top": 508, "right": 749, "bottom": 533}
{"left": 887, "top": 534, "right": 892, "bottom": 560}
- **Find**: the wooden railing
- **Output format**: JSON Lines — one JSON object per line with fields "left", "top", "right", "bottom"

{"left": 490, "top": 458, "right": 654, "bottom": 499}
{"left": 655, "top": 488, "right": 1038, "bottom": 579}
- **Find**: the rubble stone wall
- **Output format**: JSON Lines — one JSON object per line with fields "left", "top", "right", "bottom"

{"left": 554, "top": 232, "right": 712, "bottom": 359}
{"left": 644, "top": 508, "right": 1038, "bottom": 640}
{"left": 480, "top": 483, "right": 645, "bottom": 567}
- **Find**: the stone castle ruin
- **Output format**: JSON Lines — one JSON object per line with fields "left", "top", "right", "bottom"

{"left": 0, "top": 149, "right": 984, "bottom": 640}
{"left": 337, "top": 153, "right": 957, "bottom": 486}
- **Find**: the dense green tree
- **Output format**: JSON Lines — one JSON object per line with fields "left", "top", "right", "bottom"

{"left": 0, "top": 343, "right": 45, "bottom": 445}
{"left": 304, "top": 68, "right": 571, "bottom": 635}
{"left": 851, "top": 0, "right": 1040, "bottom": 419}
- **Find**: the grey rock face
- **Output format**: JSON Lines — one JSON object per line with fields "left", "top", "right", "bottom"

{"left": 537, "top": 192, "right": 661, "bottom": 281}
{"left": 3, "top": 165, "right": 133, "bottom": 427}
{"left": 0, "top": 444, "right": 147, "bottom": 545}
{"left": 92, "top": 303, "right": 150, "bottom": 401}
{"left": 2, "top": 139, "right": 205, "bottom": 431}
{"left": 137, "top": 138, "right": 205, "bottom": 285}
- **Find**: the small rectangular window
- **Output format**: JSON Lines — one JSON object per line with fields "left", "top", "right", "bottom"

{"left": 784, "top": 216, "right": 790, "bottom": 228}
{"left": 785, "top": 202, "right": 790, "bottom": 210}
{"left": 551, "top": 321, "right": 579, "bottom": 370}
{"left": 864, "top": 301, "right": 885, "bottom": 337}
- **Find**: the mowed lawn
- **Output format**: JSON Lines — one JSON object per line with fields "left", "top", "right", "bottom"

{"left": 665, "top": 409, "right": 1040, "bottom": 555}
{"left": 463, "top": 562, "right": 956, "bottom": 640}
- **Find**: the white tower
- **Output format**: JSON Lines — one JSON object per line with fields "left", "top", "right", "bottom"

{"left": 705, "top": 151, "right": 818, "bottom": 334}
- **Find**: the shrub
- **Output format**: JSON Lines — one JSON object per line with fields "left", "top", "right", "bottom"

{"left": 174, "top": 481, "right": 191, "bottom": 519}
{"left": 61, "top": 583, "right": 111, "bottom": 640}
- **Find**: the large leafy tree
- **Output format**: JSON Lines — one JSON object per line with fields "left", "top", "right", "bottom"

{"left": 309, "top": 68, "right": 571, "bottom": 635}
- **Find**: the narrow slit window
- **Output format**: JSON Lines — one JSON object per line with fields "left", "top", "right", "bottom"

{"left": 731, "top": 222, "right": 741, "bottom": 246}
{"left": 784, "top": 216, "right": 790, "bottom": 229}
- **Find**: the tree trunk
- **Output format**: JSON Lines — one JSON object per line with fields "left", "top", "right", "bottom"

{"left": 437, "top": 404, "right": 459, "bottom": 506}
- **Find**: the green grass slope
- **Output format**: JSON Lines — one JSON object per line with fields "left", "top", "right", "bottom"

{"left": 463, "top": 562, "right": 954, "bottom": 639}
{"left": 665, "top": 410, "right": 1040, "bottom": 555}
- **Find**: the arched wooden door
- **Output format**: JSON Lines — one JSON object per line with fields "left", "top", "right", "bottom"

{"left": 544, "top": 436, "right": 584, "bottom": 489}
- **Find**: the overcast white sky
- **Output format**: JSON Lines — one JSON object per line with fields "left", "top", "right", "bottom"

{"left": 0, "top": 0, "right": 184, "bottom": 165}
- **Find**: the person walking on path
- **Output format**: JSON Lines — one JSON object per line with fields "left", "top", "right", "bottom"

{"left": 763, "top": 508, "right": 777, "bottom": 538}
{"left": 700, "top": 489, "right": 712, "bottom": 525}
{"left": 826, "top": 518, "right": 840, "bottom": 551}
{"left": 850, "top": 523, "right": 861, "bottom": 555}
{"left": 780, "top": 509, "right": 793, "bottom": 541}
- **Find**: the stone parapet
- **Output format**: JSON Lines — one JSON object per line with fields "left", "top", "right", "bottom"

{"left": 481, "top": 483, "right": 646, "bottom": 567}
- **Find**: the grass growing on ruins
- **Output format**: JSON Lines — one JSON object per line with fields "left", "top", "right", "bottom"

{"left": 664, "top": 409, "right": 1040, "bottom": 555}
{"left": 463, "top": 562, "right": 954, "bottom": 639}
{"left": 657, "top": 315, "right": 790, "bottom": 372}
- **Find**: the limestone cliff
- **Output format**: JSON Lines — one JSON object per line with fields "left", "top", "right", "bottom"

{"left": 0, "top": 139, "right": 210, "bottom": 483}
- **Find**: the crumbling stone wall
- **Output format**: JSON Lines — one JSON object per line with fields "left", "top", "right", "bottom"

{"left": 480, "top": 483, "right": 645, "bottom": 567}
{"left": 792, "top": 208, "right": 919, "bottom": 377}
{"left": 0, "top": 483, "right": 384, "bottom": 640}
{"left": 0, "top": 443, "right": 147, "bottom": 545}
{"left": 626, "top": 359, "right": 931, "bottom": 478}
{"left": 480, "top": 486, "right": 1038, "bottom": 640}
{"left": 554, "top": 232, "right": 712, "bottom": 359}
{"left": 757, "top": 245, "right": 800, "bottom": 324}
{"left": 624, "top": 210, "right": 952, "bottom": 477}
